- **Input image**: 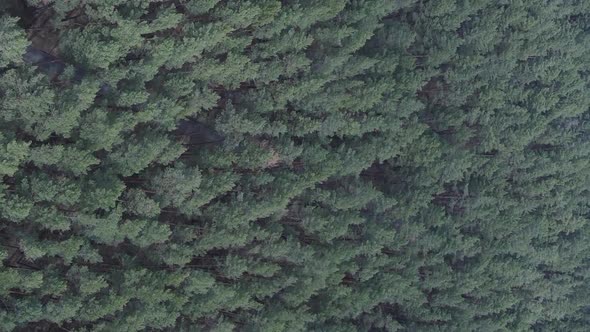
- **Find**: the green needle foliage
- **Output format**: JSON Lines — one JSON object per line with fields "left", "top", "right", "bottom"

{"left": 1, "top": 0, "right": 590, "bottom": 330}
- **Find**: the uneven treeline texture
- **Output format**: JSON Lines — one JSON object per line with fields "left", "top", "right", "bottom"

{"left": 1, "top": 0, "right": 590, "bottom": 331}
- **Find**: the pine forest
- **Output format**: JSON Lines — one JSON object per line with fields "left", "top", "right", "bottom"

{"left": 1, "top": 0, "right": 590, "bottom": 331}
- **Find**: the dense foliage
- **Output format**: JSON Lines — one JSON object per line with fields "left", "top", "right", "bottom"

{"left": 1, "top": 0, "right": 590, "bottom": 330}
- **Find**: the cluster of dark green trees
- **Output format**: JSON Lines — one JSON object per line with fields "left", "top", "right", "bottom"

{"left": 1, "top": 0, "right": 590, "bottom": 330}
